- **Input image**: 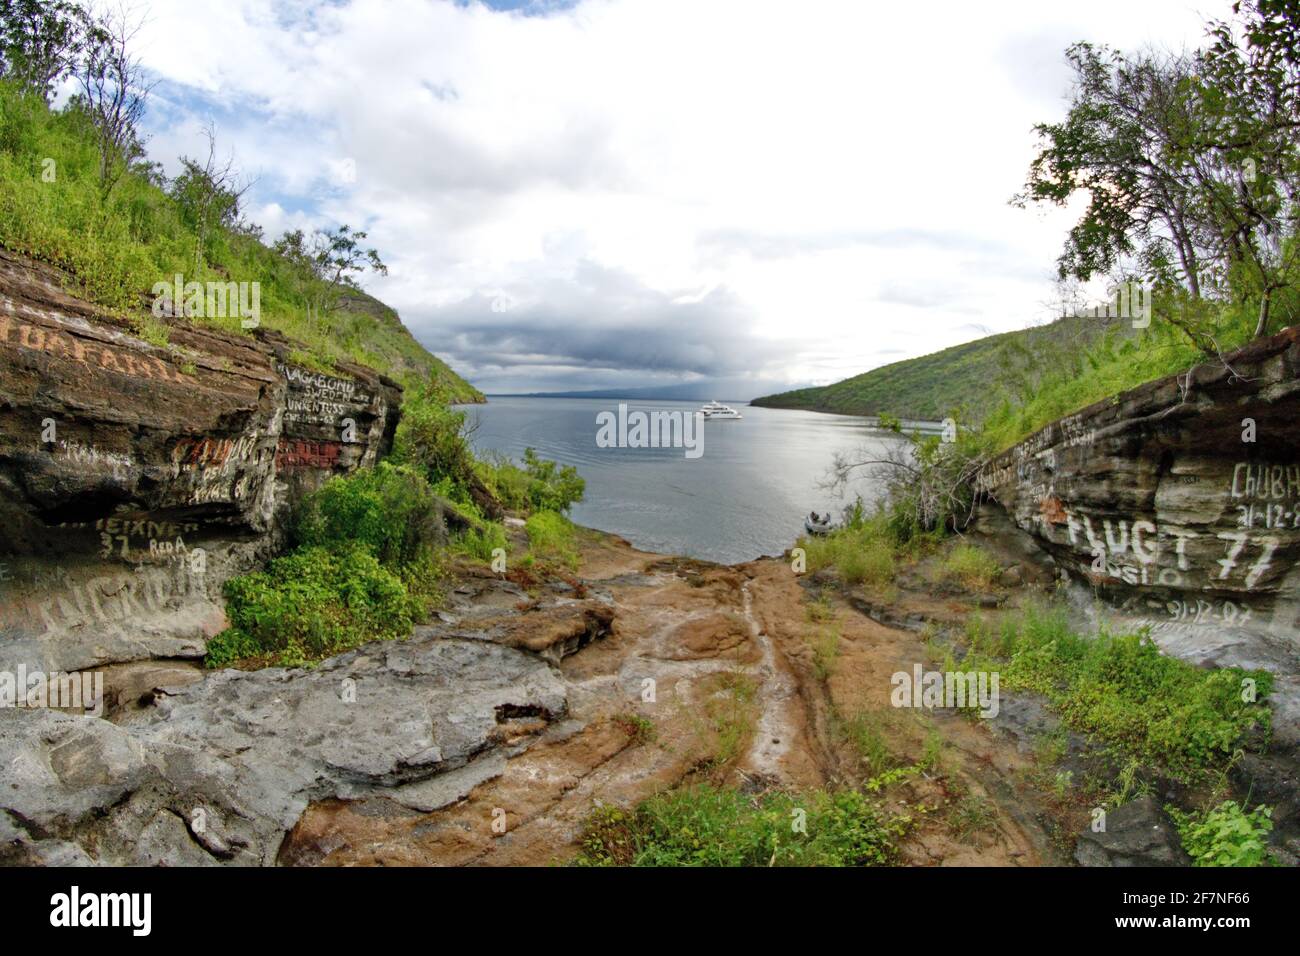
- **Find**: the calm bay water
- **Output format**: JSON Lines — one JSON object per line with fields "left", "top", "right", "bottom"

{"left": 463, "top": 397, "right": 909, "bottom": 564}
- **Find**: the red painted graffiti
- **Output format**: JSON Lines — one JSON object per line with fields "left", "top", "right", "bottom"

{"left": 275, "top": 438, "right": 344, "bottom": 470}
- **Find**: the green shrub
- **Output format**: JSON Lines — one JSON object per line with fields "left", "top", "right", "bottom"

{"left": 474, "top": 452, "right": 533, "bottom": 512}
{"left": 471, "top": 447, "right": 584, "bottom": 515}
{"left": 453, "top": 521, "right": 509, "bottom": 563}
{"left": 800, "top": 512, "right": 897, "bottom": 587}
{"left": 294, "top": 462, "right": 445, "bottom": 569}
{"left": 205, "top": 544, "right": 415, "bottom": 668}
{"left": 941, "top": 542, "right": 1001, "bottom": 590}
{"left": 520, "top": 447, "right": 585, "bottom": 513}
{"left": 575, "top": 785, "right": 911, "bottom": 867}
{"left": 963, "top": 606, "right": 1273, "bottom": 777}
{"left": 1173, "top": 801, "right": 1274, "bottom": 867}
{"left": 392, "top": 390, "right": 480, "bottom": 495}
{"left": 525, "top": 510, "right": 580, "bottom": 569}
{"left": 839, "top": 538, "right": 895, "bottom": 587}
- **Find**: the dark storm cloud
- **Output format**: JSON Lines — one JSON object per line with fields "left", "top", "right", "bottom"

{"left": 406, "top": 260, "right": 792, "bottom": 391}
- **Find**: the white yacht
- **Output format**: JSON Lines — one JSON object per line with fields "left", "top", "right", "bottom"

{"left": 700, "top": 400, "right": 743, "bottom": 420}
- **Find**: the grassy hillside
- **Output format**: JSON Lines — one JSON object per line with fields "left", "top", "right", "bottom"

{"left": 0, "top": 81, "right": 482, "bottom": 402}
{"left": 755, "top": 301, "right": 1263, "bottom": 454}
{"left": 752, "top": 316, "right": 1110, "bottom": 422}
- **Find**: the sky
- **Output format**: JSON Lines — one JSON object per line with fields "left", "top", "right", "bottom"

{"left": 121, "top": 0, "right": 1232, "bottom": 396}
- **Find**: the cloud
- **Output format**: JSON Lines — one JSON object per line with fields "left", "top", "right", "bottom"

{"left": 128, "top": 0, "right": 1230, "bottom": 393}
{"left": 404, "top": 259, "right": 794, "bottom": 392}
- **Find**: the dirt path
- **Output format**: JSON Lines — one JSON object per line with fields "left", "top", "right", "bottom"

{"left": 739, "top": 581, "right": 802, "bottom": 785}
{"left": 281, "top": 531, "right": 1060, "bottom": 866}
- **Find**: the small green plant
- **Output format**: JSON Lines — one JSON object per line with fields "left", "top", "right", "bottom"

{"left": 612, "top": 712, "right": 657, "bottom": 745}
{"left": 805, "top": 591, "right": 834, "bottom": 623}
{"left": 833, "top": 710, "right": 895, "bottom": 778}
{"left": 1033, "top": 727, "right": 1068, "bottom": 767}
{"left": 863, "top": 763, "right": 923, "bottom": 792}
{"left": 1051, "top": 769, "right": 1074, "bottom": 798}
{"left": 525, "top": 510, "right": 580, "bottom": 570}
{"left": 941, "top": 542, "right": 1000, "bottom": 591}
{"left": 453, "top": 521, "right": 508, "bottom": 563}
{"left": 1173, "top": 801, "right": 1274, "bottom": 867}
{"left": 1108, "top": 757, "right": 1153, "bottom": 806}
{"left": 705, "top": 672, "right": 758, "bottom": 767}
{"left": 920, "top": 726, "right": 945, "bottom": 772}
{"left": 948, "top": 793, "right": 997, "bottom": 844}
{"left": 810, "top": 625, "right": 840, "bottom": 681}
{"left": 136, "top": 319, "right": 170, "bottom": 348}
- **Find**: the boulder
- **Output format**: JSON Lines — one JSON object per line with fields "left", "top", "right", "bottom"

{"left": 0, "top": 631, "right": 568, "bottom": 865}
{"left": 1074, "top": 796, "right": 1190, "bottom": 867}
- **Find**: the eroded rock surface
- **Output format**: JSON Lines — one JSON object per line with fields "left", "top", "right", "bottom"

{"left": 0, "top": 626, "right": 572, "bottom": 865}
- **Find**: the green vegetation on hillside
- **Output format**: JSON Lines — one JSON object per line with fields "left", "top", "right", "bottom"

{"left": 754, "top": 296, "right": 1268, "bottom": 455}
{"left": 752, "top": 316, "right": 1112, "bottom": 423}
{"left": 0, "top": 76, "right": 480, "bottom": 399}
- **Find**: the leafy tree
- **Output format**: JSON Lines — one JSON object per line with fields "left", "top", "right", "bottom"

{"left": 1014, "top": 44, "right": 1213, "bottom": 295}
{"left": 1197, "top": 0, "right": 1300, "bottom": 337}
{"left": 521, "top": 447, "right": 584, "bottom": 513}
{"left": 0, "top": 0, "right": 89, "bottom": 101}
{"left": 1018, "top": 2, "right": 1300, "bottom": 343}
{"left": 272, "top": 224, "right": 388, "bottom": 327}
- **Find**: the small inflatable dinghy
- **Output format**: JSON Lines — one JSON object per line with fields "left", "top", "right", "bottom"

{"left": 804, "top": 512, "right": 833, "bottom": 535}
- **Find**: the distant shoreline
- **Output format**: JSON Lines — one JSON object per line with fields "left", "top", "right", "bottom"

{"left": 466, "top": 394, "right": 948, "bottom": 434}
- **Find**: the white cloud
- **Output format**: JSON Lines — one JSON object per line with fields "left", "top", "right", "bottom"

{"left": 130, "top": 0, "right": 1229, "bottom": 393}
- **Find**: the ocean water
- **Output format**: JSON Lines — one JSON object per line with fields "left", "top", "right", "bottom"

{"left": 462, "top": 397, "right": 910, "bottom": 565}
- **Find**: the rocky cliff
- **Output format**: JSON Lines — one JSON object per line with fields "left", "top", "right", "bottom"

{"left": 973, "top": 326, "right": 1300, "bottom": 747}
{"left": 0, "top": 249, "right": 618, "bottom": 867}
{"left": 0, "top": 248, "right": 402, "bottom": 676}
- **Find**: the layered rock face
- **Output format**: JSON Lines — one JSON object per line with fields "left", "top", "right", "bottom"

{"left": 0, "top": 249, "right": 401, "bottom": 675}
{"left": 974, "top": 326, "right": 1300, "bottom": 746}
